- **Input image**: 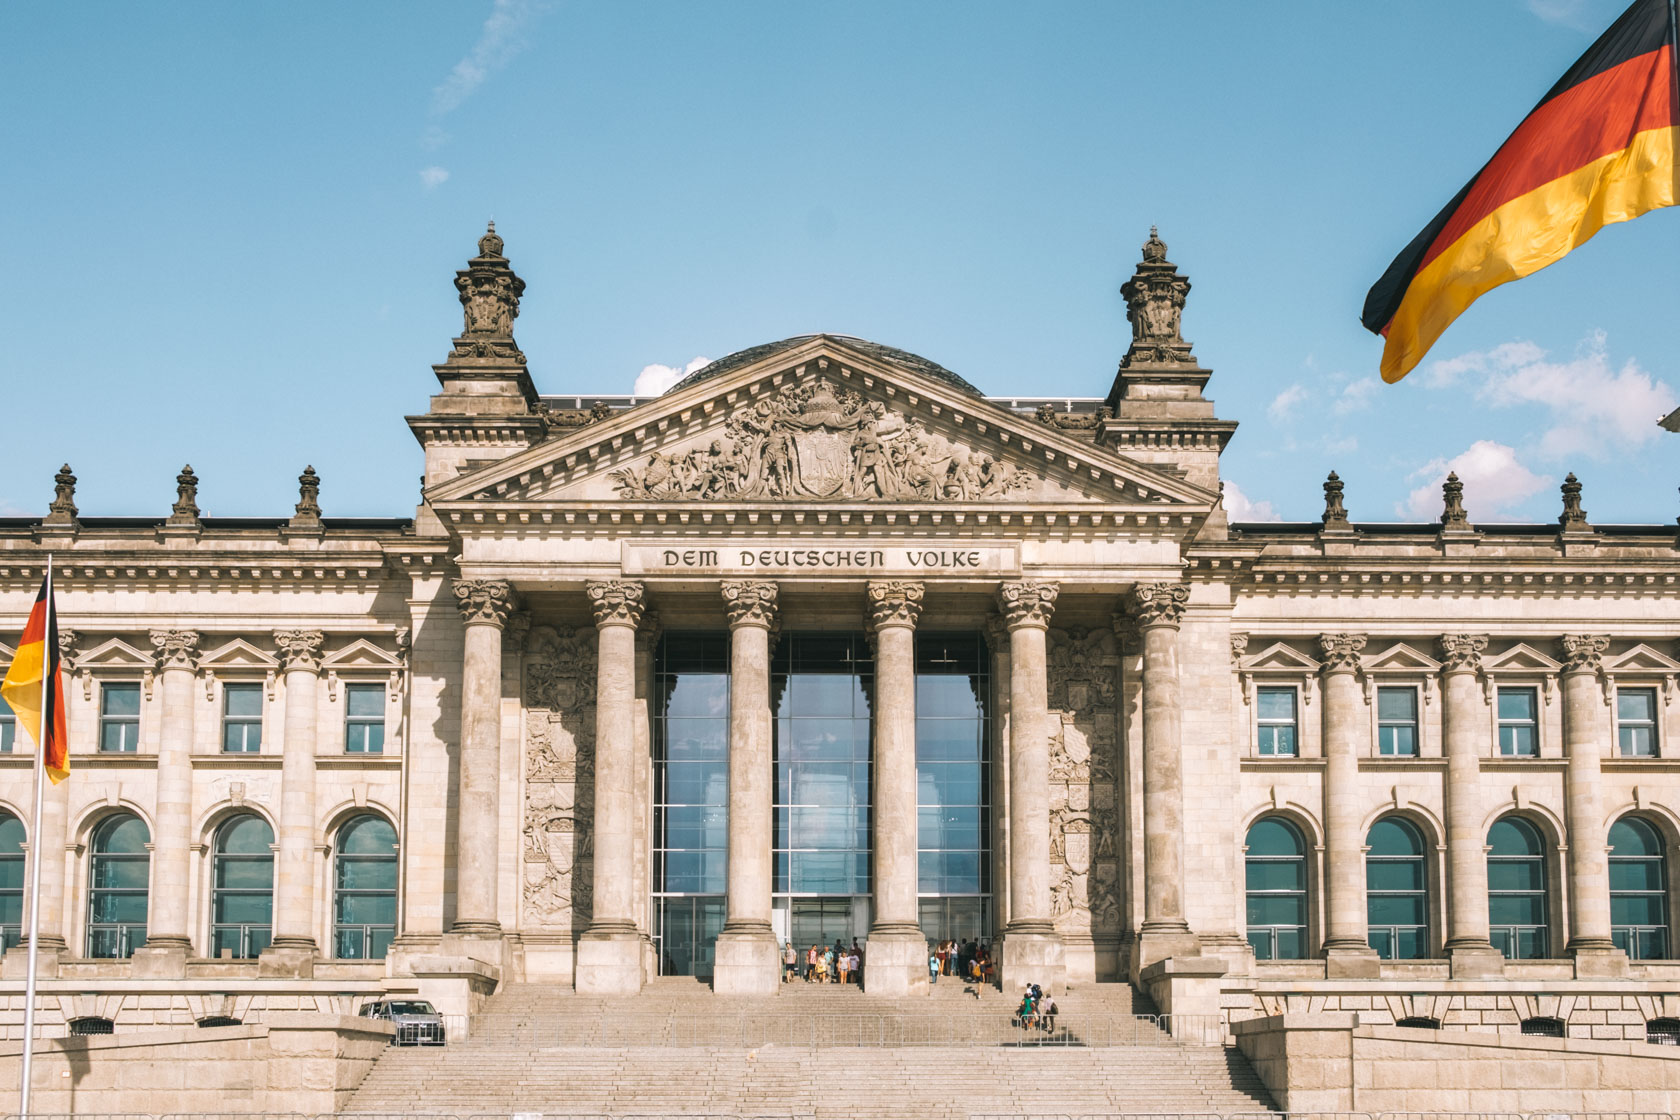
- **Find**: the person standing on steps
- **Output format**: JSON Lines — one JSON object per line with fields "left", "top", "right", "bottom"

{"left": 1040, "top": 993, "right": 1058, "bottom": 1034}
{"left": 782, "top": 941, "right": 797, "bottom": 983}
{"left": 928, "top": 950, "right": 939, "bottom": 985}
{"left": 806, "top": 944, "right": 818, "bottom": 982}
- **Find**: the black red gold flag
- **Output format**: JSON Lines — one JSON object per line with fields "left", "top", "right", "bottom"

{"left": 1363, "top": 0, "right": 1679, "bottom": 382}
{"left": 1, "top": 573, "right": 69, "bottom": 783}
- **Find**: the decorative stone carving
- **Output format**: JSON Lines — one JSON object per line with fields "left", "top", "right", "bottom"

{"left": 1110, "top": 612, "right": 1141, "bottom": 656}
{"left": 522, "top": 625, "right": 598, "bottom": 930}
{"left": 1317, "top": 633, "right": 1367, "bottom": 673}
{"left": 1437, "top": 634, "right": 1488, "bottom": 674}
{"left": 721, "top": 581, "right": 779, "bottom": 629}
{"left": 502, "top": 611, "right": 532, "bottom": 655}
{"left": 586, "top": 580, "right": 646, "bottom": 628}
{"left": 997, "top": 580, "right": 1059, "bottom": 629}
{"left": 453, "top": 578, "right": 517, "bottom": 628}
{"left": 1559, "top": 472, "right": 1590, "bottom": 531}
{"left": 609, "top": 378, "right": 1033, "bottom": 502}
{"left": 1559, "top": 634, "right": 1610, "bottom": 674}
{"left": 56, "top": 629, "right": 80, "bottom": 671}
{"left": 1322, "top": 471, "right": 1349, "bottom": 529}
{"left": 457, "top": 221, "right": 524, "bottom": 339}
{"left": 1047, "top": 625, "right": 1120, "bottom": 935}
{"left": 291, "top": 466, "right": 322, "bottom": 527}
{"left": 150, "top": 629, "right": 201, "bottom": 671}
{"left": 1230, "top": 632, "right": 1250, "bottom": 661}
{"left": 866, "top": 581, "right": 924, "bottom": 629}
{"left": 273, "top": 630, "right": 325, "bottom": 673}
{"left": 44, "top": 464, "right": 77, "bottom": 526}
{"left": 1130, "top": 583, "right": 1189, "bottom": 629}
{"left": 983, "top": 613, "right": 1008, "bottom": 653}
{"left": 168, "top": 465, "right": 201, "bottom": 526}
{"left": 1119, "top": 227, "right": 1198, "bottom": 368}
{"left": 1441, "top": 472, "right": 1469, "bottom": 529}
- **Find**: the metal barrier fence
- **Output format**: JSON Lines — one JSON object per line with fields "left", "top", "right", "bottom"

{"left": 535, "top": 1011, "right": 1221, "bottom": 1048}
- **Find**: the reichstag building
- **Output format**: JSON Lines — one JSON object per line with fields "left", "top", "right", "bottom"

{"left": 2, "top": 224, "right": 1676, "bottom": 1039}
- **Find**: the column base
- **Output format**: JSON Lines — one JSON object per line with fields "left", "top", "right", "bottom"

{"left": 258, "top": 941, "right": 318, "bottom": 978}
{"left": 862, "top": 927, "right": 931, "bottom": 997}
{"left": 575, "top": 930, "right": 645, "bottom": 995}
{"left": 1322, "top": 940, "right": 1382, "bottom": 979}
{"left": 998, "top": 927, "right": 1065, "bottom": 995}
{"left": 1446, "top": 942, "right": 1506, "bottom": 980}
{"left": 1568, "top": 940, "right": 1629, "bottom": 979}
{"left": 1129, "top": 922, "right": 1202, "bottom": 985}
{"left": 1, "top": 942, "right": 64, "bottom": 980}
{"left": 130, "top": 942, "right": 190, "bottom": 979}
{"left": 713, "top": 927, "right": 781, "bottom": 995}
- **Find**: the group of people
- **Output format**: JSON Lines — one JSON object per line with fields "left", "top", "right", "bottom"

{"left": 1014, "top": 983, "right": 1059, "bottom": 1033}
{"left": 926, "top": 939, "right": 993, "bottom": 985}
{"left": 785, "top": 940, "right": 862, "bottom": 984}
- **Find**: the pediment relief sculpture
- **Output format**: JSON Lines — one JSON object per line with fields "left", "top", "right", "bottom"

{"left": 609, "top": 378, "right": 1034, "bottom": 503}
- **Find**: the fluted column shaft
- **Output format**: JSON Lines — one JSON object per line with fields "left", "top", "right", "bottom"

{"left": 999, "top": 581, "right": 1058, "bottom": 933}
{"left": 722, "top": 583, "right": 776, "bottom": 935}
{"left": 1561, "top": 636, "right": 1616, "bottom": 954}
{"left": 868, "top": 581, "right": 923, "bottom": 935}
{"left": 1134, "top": 585, "right": 1191, "bottom": 934}
{"left": 985, "top": 616, "right": 1013, "bottom": 932}
{"left": 146, "top": 630, "right": 200, "bottom": 950}
{"left": 272, "top": 631, "right": 324, "bottom": 949}
{"left": 1319, "top": 634, "right": 1371, "bottom": 956}
{"left": 587, "top": 581, "right": 644, "bottom": 935}
{"left": 1440, "top": 636, "right": 1493, "bottom": 953}
{"left": 452, "top": 579, "right": 515, "bottom": 935}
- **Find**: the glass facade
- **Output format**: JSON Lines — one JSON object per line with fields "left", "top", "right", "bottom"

{"left": 1245, "top": 817, "right": 1307, "bottom": 960}
{"left": 1488, "top": 816, "right": 1548, "bottom": 959}
{"left": 1611, "top": 816, "right": 1669, "bottom": 960}
{"left": 211, "top": 815, "right": 274, "bottom": 958}
{"left": 1366, "top": 817, "right": 1428, "bottom": 959}
{"left": 88, "top": 814, "right": 149, "bottom": 958}
{"left": 915, "top": 633, "right": 990, "bottom": 944}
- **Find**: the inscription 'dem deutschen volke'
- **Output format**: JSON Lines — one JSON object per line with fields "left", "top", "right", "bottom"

{"left": 620, "top": 542, "right": 1021, "bottom": 577}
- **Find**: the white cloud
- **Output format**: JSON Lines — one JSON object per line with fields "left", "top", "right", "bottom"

{"left": 1223, "top": 479, "right": 1280, "bottom": 522}
{"left": 1421, "top": 333, "right": 1676, "bottom": 459}
{"left": 1527, "top": 0, "right": 1597, "bottom": 28}
{"left": 633, "top": 356, "right": 712, "bottom": 397}
{"left": 432, "top": 0, "right": 541, "bottom": 116}
{"left": 1332, "top": 376, "right": 1380, "bottom": 417}
{"left": 1268, "top": 383, "right": 1307, "bottom": 422}
{"left": 419, "top": 166, "right": 450, "bottom": 190}
{"left": 1399, "top": 440, "right": 1551, "bottom": 521}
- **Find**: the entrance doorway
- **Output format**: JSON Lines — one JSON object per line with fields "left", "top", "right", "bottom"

{"left": 656, "top": 896, "right": 725, "bottom": 979}
{"left": 790, "top": 897, "right": 860, "bottom": 950}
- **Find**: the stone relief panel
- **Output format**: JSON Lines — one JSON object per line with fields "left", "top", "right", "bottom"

{"left": 1046, "top": 626, "right": 1121, "bottom": 937}
{"left": 608, "top": 379, "right": 1044, "bottom": 502}
{"left": 522, "top": 624, "right": 597, "bottom": 933}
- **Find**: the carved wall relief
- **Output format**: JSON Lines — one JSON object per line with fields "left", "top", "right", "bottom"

{"left": 1046, "top": 626, "right": 1121, "bottom": 936}
{"left": 522, "top": 625, "right": 597, "bottom": 932}
{"left": 610, "top": 378, "right": 1035, "bottom": 501}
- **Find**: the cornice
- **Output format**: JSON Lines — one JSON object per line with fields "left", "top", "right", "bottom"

{"left": 1239, "top": 562, "right": 1680, "bottom": 598}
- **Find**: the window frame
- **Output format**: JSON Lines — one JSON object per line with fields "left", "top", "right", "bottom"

{"left": 209, "top": 814, "right": 275, "bottom": 960}
{"left": 1495, "top": 686, "right": 1541, "bottom": 758}
{"left": 1487, "top": 815, "right": 1551, "bottom": 960}
{"left": 1365, "top": 816, "right": 1430, "bottom": 960}
{"left": 219, "top": 681, "right": 265, "bottom": 754}
{"left": 342, "top": 682, "right": 388, "bottom": 755}
{"left": 1610, "top": 815, "right": 1670, "bottom": 961}
{"left": 86, "top": 813, "right": 150, "bottom": 960}
{"left": 0, "top": 692, "right": 14, "bottom": 753}
{"left": 333, "top": 814, "right": 398, "bottom": 960}
{"left": 99, "top": 680, "right": 143, "bottom": 754}
{"left": 1615, "top": 686, "right": 1660, "bottom": 758}
{"left": 1244, "top": 816, "right": 1310, "bottom": 961}
{"left": 1374, "top": 684, "right": 1421, "bottom": 758}
{"left": 0, "top": 813, "right": 24, "bottom": 952}
{"left": 1254, "top": 685, "right": 1301, "bottom": 758}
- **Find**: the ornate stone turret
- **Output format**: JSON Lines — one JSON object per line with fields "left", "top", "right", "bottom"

{"left": 43, "top": 464, "right": 78, "bottom": 528}
{"left": 284, "top": 465, "right": 324, "bottom": 539}
{"left": 167, "top": 465, "right": 201, "bottom": 527}
{"left": 1120, "top": 227, "right": 1198, "bottom": 369}
{"left": 1441, "top": 472, "right": 1469, "bottom": 529}
{"left": 1321, "top": 471, "right": 1349, "bottom": 530}
{"left": 1559, "top": 472, "right": 1591, "bottom": 532}
{"left": 426, "top": 221, "right": 538, "bottom": 414}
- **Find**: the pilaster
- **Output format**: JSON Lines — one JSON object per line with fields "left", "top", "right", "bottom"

{"left": 1559, "top": 634, "right": 1627, "bottom": 977}
{"left": 1318, "top": 633, "right": 1379, "bottom": 978}
{"left": 260, "top": 629, "right": 324, "bottom": 978}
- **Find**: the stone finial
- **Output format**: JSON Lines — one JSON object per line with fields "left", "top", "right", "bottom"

{"left": 149, "top": 629, "right": 201, "bottom": 671}
{"left": 1437, "top": 633, "right": 1488, "bottom": 673}
{"left": 167, "top": 465, "right": 201, "bottom": 526}
{"left": 478, "top": 219, "right": 504, "bottom": 258}
{"left": 273, "top": 630, "right": 325, "bottom": 672}
{"left": 1441, "top": 472, "right": 1469, "bottom": 529}
{"left": 1119, "top": 227, "right": 1197, "bottom": 368}
{"left": 1317, "top": 633, "right": 1366, "bottom": 673}
{"left": 866, "top": 581, "right": 924, "bottom": 630}
{"left": 1559, "top": 472, "right": 1590, "bottom": 532}
{"left": 44, "top": 464, "right": 78, "bottom": 526}
{"left": 1559, "top": 633, "right": 1609, "bottom": 674}
{"left": 586, "top": 580, "right": 646, "bottom": 628}
{"left": 722, "top": 581, "right": 780, "bottom": 629}
{"left": 1130, "top": 582, "right": 1190, "bottom": 629}
{"left": 455, "top": 223, "right": 525, "bottom": 342}
{"left": 997, "top": 580, "right": 1059, "bottom": 630}
{"left": 453, "top": 578, "right": 517, "bottom": 628}
{"left": 1321, "top": 471, "right": 1349, "bottom": 529}
{"left": 292, "top": 466, "right": 322, "bottom": 525}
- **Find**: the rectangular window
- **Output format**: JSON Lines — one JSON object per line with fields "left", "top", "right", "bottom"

{"left": 100, "top": 683, "right": 142, "bottom": 753}
{"left": 221, "top": 683, "right": 264, "bottom": 753}
{"left": 1256, "top": 687, "right": 1298, "bottom": 756}
{"left": 344, "top": 684, "right": 386, "bottom": 754}
{"left": 1617, "top": 688, "right": 1659, "bottom": 758}
{"left": 1497, "top": 688, "right": 1538, "bottom": 757}
{"left": 1377, "top": 687, "right": 1419, "bottom": 757}
{"left": 0, "top": 694, "right": 13, "bottom": 753}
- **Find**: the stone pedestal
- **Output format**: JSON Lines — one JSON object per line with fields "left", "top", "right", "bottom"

{"left": 1138, "top": 955, "right": 1228, "bottom": 1046}
{"left": 129, "top": 943, "right": 190, "bottom": 978}
{"left": 258, "top": 943, "right": 317, "bottom": 979}
{"left": 863, "top": 929, "right": 932, "bottom": 996}
{"left": 999, "top": 930, "right": 1066, "bottom": 995}
{"left": 1, "top": 945, "right": 62, "bottom": 980}
{"left": 575, "top": 932, "right": 645, "bottom": 995}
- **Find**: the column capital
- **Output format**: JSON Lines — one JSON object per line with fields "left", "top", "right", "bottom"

{"left": 983, "top": 612, "right": 1009, "bottom": 651}
{"left": 587, "top": 579, "right": 646, "bottom": 629}
{"left": 1559, "top": 633, "right": 1610, "bottom": 675}
{"left": 636, "top": 608, "right": 663, "bottom": 655}
{"left": 453, "top": 578, "right": 517, "bottom": 627}
{"left": 273, "top": 629, "right": 325, "bottom": 673}
{"left": 867, "top": 581, "right": 924, "bottom": 630}
{"left": 997, "top": 580, "right": 1058, "bottom": 630}
{"left": 722, "top": 581, "right": 779, "bottom": 630}
{"left": 502, "top": 610, "right": 533, "bottom": 654}
{"left": 149, "top": 629, "right": 200, "bottom": 671}
{"left": 1438, "top": 633, "right": 1488, "bottom": 675}
{"left": 1317, "top": 633, "right": 1366, "bottom": 674}
{"left": 1129, "top": 583, "right": 1189, "bottom": 629}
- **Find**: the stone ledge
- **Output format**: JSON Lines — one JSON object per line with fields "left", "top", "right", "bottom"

{"left": 0, "top": 1013, "right": 392, "bottom": 1058}
{"left": 1355, "top": 1022, "right": 1680, "bottom": 1058}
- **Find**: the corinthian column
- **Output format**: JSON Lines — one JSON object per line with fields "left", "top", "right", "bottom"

{"left": 1439, "top": 635, "right": 1502, "bottom": 977}
{"left": 133, "top": 629, "right": 199, "bottom": 975}
{"left": 576, "top": 579, "right": 647, "bottom": 994}
{"left": 712, "top": 581, "right": 780, "bottom": 995}
{"left": 1559, "top": 635, "right": 1626, "bottom": 976}
{"left": 996, "top": 580, "right": 1066, "bottom": 992}
{"left": 1319, "top": 633, "right": 1379, "bottom": 977}
{"left": 1130, "top": 583, "right": 1201, "bottom": 976}
{"left": 863, "top": 581, "right": 928, "bottom": 995}
{"left": 261, "top": 629, "right": 324, "bottom": 976}
{"left": 451, "top": 579, "right": 515, "bottom": 940}
{"left": 985, "top": 615, "right": 1013, "bottom": 933}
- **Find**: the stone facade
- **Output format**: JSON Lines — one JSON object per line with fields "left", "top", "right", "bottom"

{"left": 1, "top": 225, "right": 1677, "bottom": 1043}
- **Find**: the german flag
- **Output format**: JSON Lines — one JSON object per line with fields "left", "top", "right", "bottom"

{"left": 1363, "top": 0, "right": 1680, "bottom": 383}
{"left": 1, "top": 571, "right": 68, "bottom": 784}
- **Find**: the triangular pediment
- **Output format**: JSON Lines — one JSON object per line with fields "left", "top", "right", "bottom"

{"left": 198, "top": 638, "right": 279, "bottom": 671}
{"left": 1240, "top": 642, "right": 1321, "bottom": 673}
{"left": 426, "top": 336, "right": 1216, "bottom": 515}
{"left": 1361, "top": 642, "right": 1441, "bottom": 673}
{"left": 78, "top": 638, "right": 154, "bottom": 669}
{"left": 321, "top": 638, "right": 404, "bottom": 670}
{"left": 1483, "top": 643, "right": 1562, "bottom": 673}
{"left": 1606, "top": 643, "right": 1680, "bottom": 673}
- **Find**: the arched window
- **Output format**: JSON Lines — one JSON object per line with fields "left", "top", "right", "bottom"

{"left": 68, "top": 1016, "right": 114, "bottom": 1036}
{"left": 1245, "top": 817, "right": 1307, "bottom": 961}
{"left": 1488, "top": 817, "right": 1549, "bottom": 959}
{"left": 0, "top": 813, "right": 25, "bottom": 951}
{"left": 1396, "top": 1016, "right": 1440, "bottom": 1030}
{"left": 1610, "top": 817, "right": 1669, "bottom": 961}
{"left": 1521, "top": 1016, "right": 1566, "bottom": 1037}
{"left": 87, "top": 814, "right": 149, "bottom": 959}
{"left": 334, "top": 815, "right": 397, "bottom": 960}
{"left": 1366, "top": 817, "right": 1429, "bottom": 960}
{"left": 1646, "top": 1017, "right": 1680, "bottom": 1046}
{"left": 211, "top": 815, "right": 274, "bottom": 960}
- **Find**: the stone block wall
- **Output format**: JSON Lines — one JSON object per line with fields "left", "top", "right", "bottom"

{"left": 1228, "top": 986, "right": 1680, "bottom": 1042}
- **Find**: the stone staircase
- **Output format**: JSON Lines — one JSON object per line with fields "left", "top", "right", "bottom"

{"left": 345, "top": 977, "right": 1274, "bottom": 1118}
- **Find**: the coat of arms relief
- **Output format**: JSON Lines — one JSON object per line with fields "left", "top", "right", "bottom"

{"left": 522, "top": 625, "right": 597, "bottom": 932}
{"left": 1047, "top": 627, "right": 1122, "bottom": 936}
{"left": 609, "top": 379, "right": 1038, "bottom": 501}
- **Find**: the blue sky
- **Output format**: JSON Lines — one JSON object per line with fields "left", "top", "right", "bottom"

{"left": 2, "top": 0, "right": 1676, "bottom": 523}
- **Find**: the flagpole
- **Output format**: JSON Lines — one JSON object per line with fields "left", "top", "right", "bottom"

{"left": 19, "top": 554, "right": 51, "bottom": 1117}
